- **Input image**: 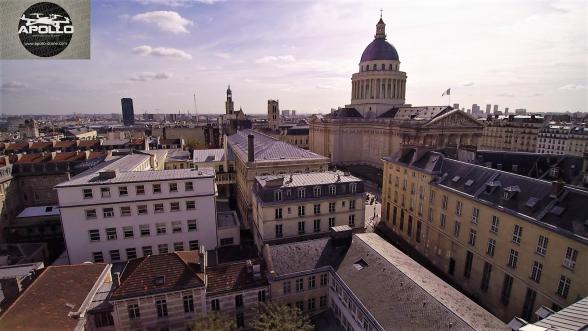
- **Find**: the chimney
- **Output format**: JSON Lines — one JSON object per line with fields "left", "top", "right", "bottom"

{"left": 550, "top": 180, "right": 564, "bottom": 198}
{"left": 247, "top": 134, "right": 254, "bottom": 163}
{"left": 329, "top": 225, "right": 353, "bottom": 247}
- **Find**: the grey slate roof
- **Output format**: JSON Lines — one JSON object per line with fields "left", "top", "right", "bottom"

{"left": 337, "top": 234, "right": 507, "bottom": 331}
{"left": 227, "top": 129, "right": 327, "bottom": 163}
{"left": 531, "top": 296, "right": 588, "bottom": 331}
{"left": 256, "top": 171, "right": 361, "bottom": 188}
{"left": 193, "top": 148, "right": 234, "bottom": 163}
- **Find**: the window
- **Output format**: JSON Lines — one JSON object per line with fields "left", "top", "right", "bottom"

{"left": 472, "top": 207, "right": 479, "bottom": 224}
{"left": 185, "top": 182, "right": 193, "bottom": 191}
{"left": 211, "top": 299, "right": 220, "bottom": 311}
{"left": 274, "top": 190, "right": 282, "bottom": 201}
{"left": 308, "top": 276, "right": 316, "bottom": 289}
{"left": 186, "top": 201, "right": 196, "bottom": 210}
{"left": 156, "top": 223, "right": 167, "bottom": 235}
{"left": 320, "top": 274, "right": 328, "bottom": 286}
{"left": 189, "top": 240, "right": 199, "bottom": 251}
{"left": 106, "top": 228, "right": 117, "bottom": 240}
{"left": 530, "top": 261, "right": 543, "bottom": 282}
{"left": 296, "top": 278, "right": 304, "bottom": 292}
{"left": 350, "top": 183, "right": 357, "bottom": 193}
{"left": 490, "top": 215, "right": 499, "bottom": 233}
{"left": 140, "top": 224, "right": 150, "bottom": 236}
{"left": 136, "top": 185, "right": 145, "bottom": 195}
{"left": 512, "top": 225, "right": 523, "bottom": 244}
{"left": 258, "top": 290, "right": 266, "bottom": 302}
{"left": 428, "top": 207, "right": 434, "bottom": 223}
{"left": 416, "top": 221, "right": 422, "bottom": 243}
{"left": 453, "top": 221, "right": 461, "bottom": 237}
{"left": 295, "top": 301, "right": 304, "bottom": 311}
{"left": 174, "top": 242, "right": 184, "bottom": 251}
{"left": 110, "top": 249, "right": 120, "bottom": 261}
{"left": 123, "top": 226, "right": 134, "bottom": 239}
{"left": 440, "top": 213, "right": 446, "bottom": 228}
{"left": 153, "top": 184, "right": 161, "bottom": 194}
{"left": 556, "top": 276, "right": 571, "bottom": 298}
{"left": 563, "top": 247, "right": 578, "bottom": 269}
{"left": 480, "top": 262, "right": 492, "bottom": 292}
{"left": 283, "top": 280, "right": 291, "bottom": 294}
{"left": 441, "top": 195, "right": 448, "bottom": 210}
{"left": 235, "top": 294, "right": 243, "bottom": 308}
{"left": 126, "top": 248, "right": 137, "bottom": 260}
{"left": 448, "top": 258, "right": 455, "bottom": 276}
{"left": 156, "top": 299, "right": 168, "bottom": 318}
{"left": 118, "top": 186, "right": 128, "bottom": 196}
{"left": 320, "top": 295, "right": 327, "bottom": 308}
{"left": 236, "top": 312, "right": 244, "bottom": 328}
{"left": 169, "top": 183, "right": 178, "bottom": 192}
{"left": 508, "top": 249, "right": 519, "bottom": 269}
{"left": 464, "top": 251, "right": 473, "bottom": 279}
{"left": 313, "top": 219, "right": 321, "bottom": 233}
{"left": 154, "top": 203, "right": 164, "bottom": 213}
{"left": 89, "top": 229, "right": 100, "bottom": 242}
{"left": 314, "top": 204, "right": 321, "bottom": 215}
{"left": 487, "top": 239, "right": 496, "bottom": 257}
{"left": 522, "top": 288, "right": 537, "bottom": 321}
{"left": 103, "top": 208, "right": 114, "bottom": 218}
{"left": 158, "top": 244, "right": 169, "bottom": 254}
{"left": 536, "top": 235, "right": 548, "bottom": 256}
{"left": 220, "top": 238, "right": 234, "bottom": 246}
{"left": 117, "top": 206, "right": 131, "bottom": 217}
{"left": 308, "top": 298, "right": 316, "bottom": 311}
{"left": 93, "top": 251, "right": 104, "bottom": 262}
{"left": 468, "top": 229, "right": 477, "bottom": 246}
{"left": 94, "top": 312, "right": 114, "bottom": 328}
{"left": 183, "top": 295, "right": 194, "bottom": 313}
{"left": 501, "top": 274, "right": 514, "bottom": 305}
{"left": 298, "top": 205, "right": 305, "bottom": 216}
{"left": 83, "top": 189, "right": 93, "bottom": 199}
{"left": 101, "top": 187, "right": 111, "bottom": 198}
{"left": 456, "top": 201, "right": 463, "bottom": 216}
{"left": 137, "top": 205, "right": 148, "bottom": 215}
{"left": 170, "top": 202, "right": 180, "bottom": 212}
{"left": 328, "top": 217, "right": 335, "bottom": 228}
{"left": 429, "top": 190, "right": 436, "bottom": 203}
{"left": 298, "top": 188, "right": 306, "bottom": 199}
{"left": 348, "top": 214, "right": 355, "bottom": 226}
{"left": 328, "top": 202, "right": 336, "bottom": 213}
{"left": 171, "top": 221, "right": 182, "bottom": 233}
{"left": 142, "top": 246, "right": 153, "bottom": 256}
{"left": 85, "top": 209, "right": 97, "bottom": 220}
{"left": 275, "top": 224, "right": 283, "bottom": 238}
{"left": 298, "top": 221, "right": 305, "bottom": 235}
{"left": 128, "top": 303, "right": 140, "bottom": 320}
{"left": 275, "top": 208, "right": 283, "bottom": 219}
{"left": 349, "top": 200, "right": 355, "bottom": 210}
{"left": 329, "top": 185, "right": 336, "bottom": 195}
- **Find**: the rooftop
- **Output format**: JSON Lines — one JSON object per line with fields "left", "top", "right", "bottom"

{"left": 227, "top": 129, "right": 327, "bottom": 163}
{"left": 0, "top": 262, "right": 43, "bottom": 280}
{"left": 217, "top": 211, "right": 239, "bottom": 228}
{"left": 206, "top": 259, "right": 268, "bottom": 296}
{"left": 165, "top": 149, "right": 191, "bottom": 161}
{"left": 193, "top": 148, "right": 234, "bottom": 163}
{"left": 525, "top": 297, "right": 588, "bottom": 331}
{"left": 16, "top": 205, "right": 60, "bottom": 218}
{"left": 0, "top": 264, "right": 109, "bottom": 331}
{"left": 337, "top": 233, "right": 507, "bottom": 330}
{"left": 256, "top": 171, "right": 361, "bottom": 189}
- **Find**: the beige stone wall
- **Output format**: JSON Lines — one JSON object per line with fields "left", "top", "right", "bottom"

{"left": 480, "top": 124, "right": 539, "bottom": 152}
{"left": 206, "top": 286, "right": 269, "bottom": 327}
{"left": 269, "top": 272, "right": 330, "bottom": 315}
{"left": 16, "top": 173, "right": 70, "bottom": 207}
{"left": 381, "top": 161, "right": 587, "bottom": 322}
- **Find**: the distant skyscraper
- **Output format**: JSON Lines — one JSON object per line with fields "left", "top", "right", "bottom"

{"left": 505, "top": 107, "right": 509, "bottom": 115}
{"left": 121, "top": 98, "right": 135, "bottom": 126}
{"left": 453, "top": 103, "right": 459, "bottom": 110}
{"left": 493, "top": 104, "right": 499, "bottom": 114}
{"left": 515, "top": 108, "right": 527, "bottom": 115}
{"left": 291, "top": 110, "right": 296, "bottom": 116}
{"left": 485, "top": 104, "right": 491, "bottom": 115}
{"left": 225, "top": 85, "right": 234, "bottom": 115}
{"left": 282, "top": 109, "right": 290, "bottom": 116}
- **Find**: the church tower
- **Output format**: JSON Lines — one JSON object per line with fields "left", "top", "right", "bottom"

{"left": 268, "top": 100, "right": 279, "bottom": 131}
{"left": 225, "top": 85, "right": 234, "bottom": 115}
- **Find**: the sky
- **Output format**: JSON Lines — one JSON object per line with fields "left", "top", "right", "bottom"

{"left": 0, "top": 0, "right": 587, "bottom": 115}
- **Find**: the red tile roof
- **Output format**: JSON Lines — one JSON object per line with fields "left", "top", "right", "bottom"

{"left": 15, "top": 153, "right": 51, "bottom": 164}
{"left": 30, "top": 141, "right": 53, "bottom": 149}
{"left": 88, "top": 151, "right": 107, "bottom": 160}
{"left": 0, "top": 264, "right": 108, "bottom": 331}
{"left": 131, "top": 138, "right": 145, "bottom": 145}
{"left": 77, "top": 140, "right": 100, "bottom": 148}
{"left": 206, "top": 259, "right": 268, "bottom": 296}
{"left": 5, "top": 143, "right": 29, "bottom": 151}
{"left": 50, "top": 152, "right": 86, "bottom": 163}
{"left": 54, "top": 141, "right": 75, "bottom": 148}
{"left": 111, "top": 251, "right": 205, "bottom": 300}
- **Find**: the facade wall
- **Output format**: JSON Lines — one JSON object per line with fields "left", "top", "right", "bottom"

{"left": 280, "top": 134, "right": 309, "bottom": 149}
{"left": 536, "top": 127, "right": 588, "bottom": 156}
{"left": 17, "top": 173, "right": 69, "bottom": 207}
{"left": 381, "top": 161, "right": 588, "bottom": 322}
{"left": 479, "top": 123, "right": 540, "bottom": 152}
{"left": 58, "top": 176, "right": 217, "bottom": 264}
{"left": 269, "top": 271, "right": 330, "bottom": 316}
{"left": 206, "top": 286, "right": 269, "bottom": 328}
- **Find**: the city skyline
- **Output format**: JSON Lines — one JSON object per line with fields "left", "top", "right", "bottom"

{"left": 1, "top": 0, "right": 587, "bottom": 115}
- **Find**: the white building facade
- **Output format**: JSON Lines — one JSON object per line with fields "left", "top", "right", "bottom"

{"left": 56, "top": 155, "right": 218, "bottom": 264}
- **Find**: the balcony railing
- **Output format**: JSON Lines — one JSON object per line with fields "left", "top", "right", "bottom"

{"left": 216, "top": 172, "right": 236, "bottom": 184}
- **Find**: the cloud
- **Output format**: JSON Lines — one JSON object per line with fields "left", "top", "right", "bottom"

{"left": 558, "top": 84, "right": 587, "bottom": 90}
{"left": 255, "top": 55, "right": 296, "bottom": 64}
{"left": 316, "top": 84, "right": 335, "bottom": 89}
{"left": 214, "top": 52, "right": 231, "bottom": 60}
{"left": 132, "top": 45, "right": 192, "bottom": 59}
{"left": 0, "top": 81, "right": 28, "bottom": 90}
{"left": 128, "top": 72, "right": 173, "bottom": 82}
{"left": 131, "top": 11, "right": 193, "bottom": 34}
{"left": 460, "top": 81, "right": 475, "bottom": 87}
{"left": 497, "top": 92, "right": 515, "bottom": 97}
{"left": 136, "top": 0, "right": 218, "bottom": 6}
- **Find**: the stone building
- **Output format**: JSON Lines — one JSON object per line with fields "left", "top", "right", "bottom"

{"left": 268, "top": 100, "right": 280, "bottom": 131}
{"left": 309, "top": 17, "right": 483, "bottom": 168}
{"left": 479, "top": 115, "right": 544, "bottom": 152}
{"left": 536, "top": 124, "right": 588, "bottom": 156}
{"left": 381, "top": 148, "right": 587, "bottom": 322}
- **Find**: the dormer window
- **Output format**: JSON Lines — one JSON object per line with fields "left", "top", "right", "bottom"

{"left": 329, "top": 185, "right": 336, "bottom": 196}
{"left": 313, "top": 186, "right": 321, "bottom": 197}
{"left": 550, "top": 167, "right": 559, "bottom": 178}
{"left": 485, "top": 180, "right": 501, "bottom": 194}
{"left": 298, "top": 188, "right": 306, "bottom": 199}
{"left": 274, "top": 190, "right": 282, "bottom": 201}
{"left": 503, "top": 186, "right": 520, "bottom": 200}
{"left": 154, "top": 276, "right": 165, "bottom": 286}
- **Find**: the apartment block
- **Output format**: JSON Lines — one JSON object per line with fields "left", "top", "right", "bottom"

{"left": 251, "top": 171, "right": 365, "bottom": 249}
{"left": 56, "top": 154, "right": 218, "bottom": 264}
{"left": 536, "top": 124, "right": 588, "bottom": 156}
{"left": 381, "top": 148, "right": 587, "bottom": 322}
{"left": 479, "top": 115, "right": 543, "bottom": 152}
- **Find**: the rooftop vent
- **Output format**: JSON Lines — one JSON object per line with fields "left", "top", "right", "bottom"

{"left": 550, "top": 205, "right": 565, "bottom": 216}
{"left": 525, "top": 197, "right": 539, "bottom": 209}
{"left": 485, "top": 180, "right": 501, "bottom": 194}
{"left": 353, "top": 259, "right": 368, "bottom": 271}
{"left": 98, "top": 169, "right": 117, "bottom": 180}
{"left": 154, "top": 276, "right": 165, "bottom": 286}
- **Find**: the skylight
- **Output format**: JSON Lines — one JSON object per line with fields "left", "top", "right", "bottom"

{"left": 451, "top": 176, "right": 461, "bottom": 183}
{"left": 465, "top": 179, "right": 474, "bottom": 187}
{"left": 353, "top": 259, "right": 368, "bottom": 271}
{"left": 154, "top": 276, "right": 165, "bottom": 286}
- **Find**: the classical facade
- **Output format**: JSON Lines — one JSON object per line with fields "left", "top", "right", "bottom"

{"left": 381, "top": 148, "right": 587, "bottom": 322}
{"left": 309, "top": 18, "right": 483, "bottom": 168}
{"left": 536, "top": 124, "right": 588, "bottom": 156}
{"left": 479, "top": 115, "right": 544, "bottom": 153}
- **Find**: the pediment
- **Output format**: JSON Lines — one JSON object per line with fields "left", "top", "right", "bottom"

{"left": 423, "top": 110, "right": 483, "bottom": 128}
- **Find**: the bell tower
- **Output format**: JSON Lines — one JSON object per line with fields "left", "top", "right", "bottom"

{"left": 225, "top": 85, "right": 234, "bottom": 115}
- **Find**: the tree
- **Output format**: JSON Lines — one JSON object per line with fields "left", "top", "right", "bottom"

{"left": 191, "top": 313, "right": 236, "bottom": 331}
{"left": 250, "top": 303, "right": 313, "bottom": 331}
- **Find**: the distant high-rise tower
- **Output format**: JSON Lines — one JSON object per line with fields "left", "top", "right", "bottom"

{"left": 268, "top": 100, "right": 279, "bottom": 131}
{"left": 493, "top": 104, "right": 499, "bottom": 114}
{"left": 225, "top": 85, "right": 234, "bottom": 115}
{"left": 121, "top": 98, "right": 135, "bottom": 126}
{"left": 505, "top": 107, "right": 509, "bottom": 116}
{"left": 485, "top": 104, "right": 491, "bottom": 115}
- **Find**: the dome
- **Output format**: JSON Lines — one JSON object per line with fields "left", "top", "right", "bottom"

{"left": 360, "top": 38, "right": 399, "bottom": 62}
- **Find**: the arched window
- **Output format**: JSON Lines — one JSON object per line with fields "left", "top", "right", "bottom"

{"left": 389, "top": 64, "right": 393, "bottom": 70}
{"left": 372, "top": 64, "right": 376, "bottom": 70}
{"left": 381, "top": 64, "right": 385, "bottom": 70}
